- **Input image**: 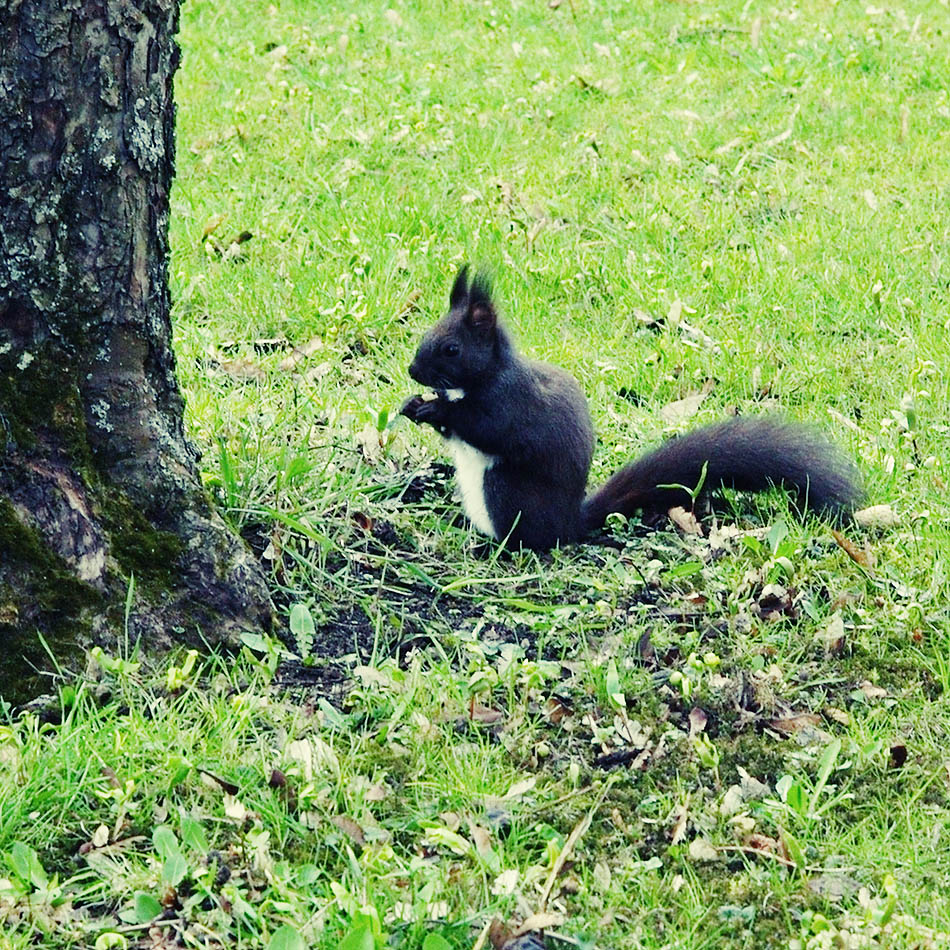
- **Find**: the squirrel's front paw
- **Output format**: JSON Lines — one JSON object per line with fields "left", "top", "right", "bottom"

{"left": 400, "top": 393, "right": 427, "bottom": 421}
{"left": 400, "top": 393, "right": 443, "bottom": 424}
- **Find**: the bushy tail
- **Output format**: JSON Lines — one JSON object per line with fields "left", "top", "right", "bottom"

{"left": 581, "top": 417, "right": 861, "bottom": 533}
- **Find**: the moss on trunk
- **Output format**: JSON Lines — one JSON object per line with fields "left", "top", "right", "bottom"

{"left": 0, "top": 500, "right": 98, "bottom": 703}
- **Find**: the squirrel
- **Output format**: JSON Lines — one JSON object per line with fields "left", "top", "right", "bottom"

{"left": 400, "top": 266, "right": 861, "bottom": 551}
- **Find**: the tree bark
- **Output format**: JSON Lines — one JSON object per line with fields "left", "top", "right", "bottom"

{"left": 0, "top": 0, "right": 273, "bottom": 702}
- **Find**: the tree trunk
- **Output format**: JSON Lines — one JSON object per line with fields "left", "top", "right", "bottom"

{"left": 0, "top": 0, "right": 273, "bottom": 702}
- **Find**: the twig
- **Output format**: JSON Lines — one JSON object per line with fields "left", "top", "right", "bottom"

{"left": 471, "top": 916, "right": 493, "bottom": 950}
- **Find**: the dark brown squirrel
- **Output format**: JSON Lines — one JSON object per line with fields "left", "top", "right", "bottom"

{"left": 400, "top": 266, "right": 861, "bottom": 551}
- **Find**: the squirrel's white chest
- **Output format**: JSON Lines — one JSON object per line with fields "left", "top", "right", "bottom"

{"left": 446, "top": 437, "right": 498, "bottom": 538}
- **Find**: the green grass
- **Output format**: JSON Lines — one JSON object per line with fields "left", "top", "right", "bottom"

{"left": 4, "top": 0, "right": 950, "bottom": 947}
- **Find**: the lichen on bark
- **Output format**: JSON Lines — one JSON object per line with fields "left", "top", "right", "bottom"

{"left": 0, "top": 0, "right": 273, "bottom": 704}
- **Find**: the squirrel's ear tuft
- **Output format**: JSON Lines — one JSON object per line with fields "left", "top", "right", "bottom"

{"left": 449, "top": 264, "right": 470, "bottom": 307}
{"left": 469, "top": 270, "right": 492, "bottom": 305}
{"left": 467, "top": 270, "right": 496, "bottom": 332}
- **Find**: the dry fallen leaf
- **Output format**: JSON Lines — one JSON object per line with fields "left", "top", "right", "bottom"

{"left": 708, "top": 523, "right": 744, "bottom": 551}
{"left": 899, "top": 103, "right": 910, "bottom": 141}
{"left": 286, "top": 736, "right": 339, "bottom": 779}
{"left": 668, "top": 506, "right": 703, "bottom": 536}
{"left": 330, "top": 815, "right": 366, "bottom": 847}
{"left": 824, "top": 706, "right": 851, "bottom": 726}
{"left": 820, "top": 613, "right": 847, "bottom": 655}
{"left": 492, "top": 869, "right": 519, "bottom": 896}
{"left": 737, "top": 768, "right": 770, "bottom": 800}
{"left": 223, "top": 794, "right": 249, "bottom": 823}
{"left": 720, "top": 786, "right": 745, "bottom": 818}
{"left": 769, "top": 713, "right": 822, "bottom": 735}
{"left": 688, "top": 837, "right": 718, "bottom": 862}
{"left": 208, "top": 229, "right": 253, "bottom": 261}
{"left": 216, "top": 357, "right": 266, "bottom": 382}
{"left": 745, "top": 832, "right": 780, "bottom": 857}
{"left": 858, "top": 680, "right": 888, "bottom": 701}
{"left": 669, "top": 801, "right": 689, "bottom": 845}
{"left": 279, "top": 336, "right": 324, "bottom": 372}
{"left": 544, "top": 696, "right": 573, "bottom": 724}
{"left": 832, "top": 529, "right": 875, "bottom": 569}
{"left": 356, "top": 421, "right": 383, "bottom": 463}
{"left": 729, "top": 815, "right": 755, "bottom": 837}
{"left": 826, "top": 407, "right": 862, "bottom": 432}
{"left": 592, "top": 860, "right": 612, "bottom": 893}
{"left": 715, "top": 137, "right": 744, "bottom": 155}
{"left": 808, "top": 871, "right": 862, "bottom": 902}
{"left": 503, "top": 777, "right": 537, "bottom": 800}
{"left": 659, "top": 391, "right": 708, "bottom": 425}
{"left": 470, "top": 824, "right": 494, "bottom": 859}
{"left": 688, "top": 707, "right": 708, "bottom": 738}
{"left": 470, "top": 701, "right": 504, "bottom": 724}
{"left": 830, "top": 591, "right": 858, "bottom": 612}
{"left": 513, "top": 913, "right": 565, "bottom": 936}
{"left": 637, "top": 630, "right": 656, "bottom": 665}
{"left": 678, "top": 320, "right": 721, "bottom": 352}
{"left": 305, "top": 361, "right": 332, "bottom": 384}
{"left": 854, "top": 504, "right": 899, "bottom": 528}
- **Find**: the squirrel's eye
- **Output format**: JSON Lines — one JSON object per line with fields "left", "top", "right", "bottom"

{"left": 442, "top": 342, "right": 461, "bottom": 358}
